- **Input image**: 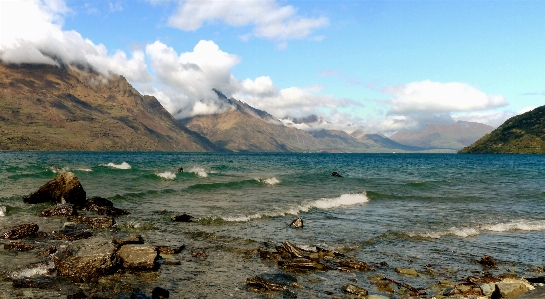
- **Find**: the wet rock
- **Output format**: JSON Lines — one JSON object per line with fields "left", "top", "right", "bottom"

{"left": 85, "top": 196, "right": 114, "bottom": 207}
{"left": 23, "top": 172, "right": 86, "bottom": 206}
{"left": 112, "top": 234, "right": 145, "bottom": 246}
{"left": 331, "top": 172, "right": 343, "bottom": 177}
{"left": 479, "top": 255, "right": 497, "bottom": 268}
{"left": 171, "top": 214, "right": 193, "bottom": 222}
{"left": 1, "top": 223, "right": 39, "bottom": 239}
{"left": 316, "top": 246, "right": 345, "bottom": 258}
{"left": 4, "top": 241, "right": 35, "bottom": 252}
{"left": 290, "top": 218, "right": 303, "bottom": 228}
{"left": 152, "top": 287, "right": 170, "bottom": 299}
{"left": 259, "top": 249, "right": 281, "bottom": 261}
{"left": 67, "top": 216, "right": 115, "bottom": 229}
{"left": 51, "top": 228, "right": 92, "bottom": 241}
{"left": 67, "top": 291, "right": 88, "bottom": 299}
{"left": 526, "top": 276, "right": 545, "bottom": 284}
{"left": 85, "top": 204, "right": 130, "bottom": 216}
{"left": 396, "top": 268, "right": 418, "bottom": 276}
{"left": 53, "top": 237, "right": 119, "bottom": 282}
{"left": 246, "top": 276, "right": 286, "bottom": 292}
{"left": 12, "top": 276, "right": 57, "bottom": 289}
{"left": 281, "top": 241, "right": 305, "bottom": 258}
{"left": 493, "top": 280, "right": 530, "bottom": 298}
{"left": 117, "top": 244, "right": 158, "bottom": 270}
{"left": 37, "top": 246, "right": 57, "bottom": 258}
{"left": 156, "top": 245, "right": 185, "bottom": 254}
{"left": 40, "top": 204, "right": 78, "bottom": 217}
{"left": 338, "top": 259, "right": 374, "bottom": 272}
{"left": 375, "top": 281, "right": 394, "bottom": 293}
{"left": 278, "top": 258, "right": 329, "bottom": 271}
{"left": 341, "top": 283, "right": 368, "bottom": 297}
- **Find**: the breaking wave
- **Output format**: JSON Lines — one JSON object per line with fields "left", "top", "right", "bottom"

{"left": 219, "top": 193, "right": 369, "bottom": 222}
{"left": 409, "top": 219, "right": 545, "bottom": 239}
{"left": 256, "top": 177, "right": 280, "bottom": 186}
{"left": 189, "top": 167, "right": 208, "bottom": 178}
{"left": 0, "top": 206, "right": 6, "bottom": 217}
{"left": 102, "top": 162, "right": 131, "bottom": 169}
{"left": 156, "top": 171, "right": 176, "bottom": 180}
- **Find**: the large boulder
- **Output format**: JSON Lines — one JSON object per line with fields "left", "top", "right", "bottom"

{"left": 53, "top": 237, "right": 119, "bottom": 282}
{"left": 41, "top": 204, "right": 78, "bottom": 217}
{"left": 24, "top": 172, "right": 86, "bottom": 206}
{"left": 1, "top": 223, "right": 39, "bottom": 239}
{"left": 116, "top": 244, "right": 158, "bottom": 270}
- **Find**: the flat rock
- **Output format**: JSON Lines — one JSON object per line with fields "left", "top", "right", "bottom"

{"left": 246, "top": 276, "right": 286, "bottom": 292}
{"left": 53, "top": 237, "right": 119, "bottom": 282}
{"left": 41, "top": 204, "right": 78, "bottom": 217}
{"left": 396, "top": 268, "right": 418, "bottom": 276}
{"left": 1, "top": 223, "right": 39, "bottom": 239}
{"left": 493, "top": 281, "right": 530, "bottom": 298}
{"left": 4, "top": 241, "right": 35, "bottom": 251}
{"left": 51, "top": 228, "right": 92, "bottom": 241}
{"left": 67, "top": 216, "right": 115, "bottom": 229}
{"left": 157, "top": 245, "right": 185, "bottom": 254}
{"left": 23, "top": 172, "right": 86, "bottom": 206}
{"left": 341, "top": 283, "right": 368, "bottom": 297}
{"left": 12, "top": 276, "right": 57, "bottom": 289}
{"left": 117, "top": 244, "right": 158, "bottom": 270}
{"left": 112, "top": 234, "right": 145, "bottom": 246}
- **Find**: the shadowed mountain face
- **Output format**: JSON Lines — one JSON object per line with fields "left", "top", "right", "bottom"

{"left": 0, "top": 63, "right": 219, "bottom": 151}
{"left": 460, "top": 106, "right": 545, "bottom": 154}
{"left": 390, "top": 121, "right": 495, "bottom": 150}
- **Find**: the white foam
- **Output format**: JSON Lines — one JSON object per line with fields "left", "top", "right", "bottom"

{"left": 222, "top": 193, "right": 369, "bottom": 222}
{"left": 484, "top": 220, "right": 545, "bottom": 232}
{"left": 103, "top": 162, "right": 131, "bottom": 169}
{"left": 0, "top": 206, "right": 6, "bottom": 216}
{"left": 156, "top": 171, "right": 176, "bottom": 180}
{"left": 10, "top": 262, "right": 54, "bottom": 279}
{"left": 48, "top": 166, "right": 69, "bottom": 173}
{"left": 256, "top": 177, "right": 280, "bottom": 186}
{"left": 415, "top": 227, "right": 480, "bottom": 239}
{"left": 189, "top": 167, "right": 208, "bottom": 178}
{"left": 75, "top": 168, "right": 92, "bottom": 172}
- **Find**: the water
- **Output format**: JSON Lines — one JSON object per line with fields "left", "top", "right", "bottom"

{"left": 0, "top": 152, "right": 544, "bottom": 298}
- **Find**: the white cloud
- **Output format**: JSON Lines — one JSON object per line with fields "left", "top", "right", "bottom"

{"left": 383, "top": 80, "right": 508, "bottom": 114}
{"left": 167, "top": 0, "right": 328, "bottom": 41}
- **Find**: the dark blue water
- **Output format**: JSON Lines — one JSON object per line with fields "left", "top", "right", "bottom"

{"left": 0, "top": 152, "right": 544, "bottom": 298}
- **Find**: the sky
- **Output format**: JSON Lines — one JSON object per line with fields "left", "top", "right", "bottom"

{"left": 0, "top": 0, "right": 544, "bottom": 134}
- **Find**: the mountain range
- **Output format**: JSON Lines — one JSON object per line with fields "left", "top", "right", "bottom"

{"left": 0, "top": 62, "right": 495, "bottom": 152}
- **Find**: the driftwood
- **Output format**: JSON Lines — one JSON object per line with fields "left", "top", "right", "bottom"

{"left": 382, "top": 277, "right": 426, "bottom": 295}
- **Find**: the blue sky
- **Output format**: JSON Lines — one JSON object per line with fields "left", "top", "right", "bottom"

{"left": 1, "top": 0, "right": 544, "bottom": 134}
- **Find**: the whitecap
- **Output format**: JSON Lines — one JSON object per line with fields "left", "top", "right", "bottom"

{"left": 256, "top": 177, "right": 280, "bottom": 186}
{"left": 0, "top": 206, "right": 6, "bottom": 217}
{"left": 102, "top": 162, "right": 131, "bottom": 169}
{"left": 156, "top": 171, "right": 176, "bottom": 180}
{"left": 48, "top": 166, "right": 70, "bottom": 173}
{"left": 75, "top": 168, "right": 92, "bottom": 172}
{"left": 189, "top": 167, "right": 208, "bottom": 178}
{"left": 10, "top": 261, "right": 54, "bottom": 279}
{"left": 484, "top": 220, "right": 545, "bottom": 232}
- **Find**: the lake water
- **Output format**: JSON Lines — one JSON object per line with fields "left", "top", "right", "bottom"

{"left": 0, "top": 152, "right": 544, "bottom": 298}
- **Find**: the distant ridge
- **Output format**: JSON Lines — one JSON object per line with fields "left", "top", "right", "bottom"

{"left": 0, "top": 63, "right": 220, "bottom": 151}
{"left": 459, "top": 105, "right": 545, "bottom": 154}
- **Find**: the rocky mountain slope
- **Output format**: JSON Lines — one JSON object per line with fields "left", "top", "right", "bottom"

{"left": 0, "top": 63, "right": 219, "bottom": 151}
{"left": 459, "top": 106, "right": 545, "bottom": 154}
{"left": 182, "top": 91, "right": 427, "bottom": 152}
{"left": 390, "top": 121, "right": 494, "bottom": 150}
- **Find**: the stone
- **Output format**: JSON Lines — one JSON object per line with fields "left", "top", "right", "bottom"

{"left": 493, "top": 281, "right": 530, "bottom": 298}
{"left": 338, "top": 259, "right": 374, "bottom": 271}
{"left": 156, "top": 245, "right": 185, "bottom": 254}
{"left": 67, "top": 216, "right": 115, "bottom": 229}
{"left": 246, "top": 276, "right": 286, "bottom": 292}
{"left": 479, "top": 255, "right": 496, "bottom": 268}
{"left": 112, "top": 234, "right": 145, "bottom": 246}
{"left": 53, "top": 237, "right": 119, "bottom": 282}
{"left": 396, "top": 268, "right": 418, "bottom": 276}
{"left": 526, "top": 276, "right": 545, "bottom": 284}
{"left": 4, "top": 241, "right": 35, "bottom": 251}
{"left": 375, "top": 281, "right": 394, "bottom": 293}
{"left": 23, "top": 172, "right": 86, "bottom": 206}
{"left": 1, "top": 223, "right": 39, "bottom": 239}
{"left": 278, "top": 258, "right": 329, "bottom": 271}
{"left": 152, "top": 287, "right": 170, "bottom": 299}
{"left": 40, "top": 204, "right": 78, "bottom": 217}
{"left": 85, "top": 204, "right": 130, "bottom": 216}
{"left": 51, "top": 228, "right": 92, "bottom": 241}
{"left": 479, "top": 282, "right": 495, "bottom": 296}
{"left": 290, "top": 218, "right": 303, "bottom": 228}
{"left": 37, "top": 246, "right": 57, "bottom": 258}
{"left": 171, "top": 214, "right": 193, "bottom": 222}
{"left": 12, "top": 276, "right": 57, "bottom": 289}
{"left": 116, "top": 244, "right": 158, "bottom": 270}
{"left": 281, "top": 241, "right": 305, "bottom": 258}
{"left": 341, "top": 284, "right": 368, "bottom": 297}
{"left": 331, "top": 172, "right": 343, "bottom": 177}
{"left": 84, "top": 196, "right": 113, "bottom": 207}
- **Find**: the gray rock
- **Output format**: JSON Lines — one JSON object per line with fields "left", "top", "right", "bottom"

{"left": 112, "top": 234, "right": 145, "bottom": 246}
{"left": 40, "top": 204, "right": 78, "bottom": 217}
{"left": 23, "top": 172, "right": 86, "bottom": 206}
{"left": 67, "top": 215, "right": 115, "bottom": 229}
{"left": 493, "top": 281, "right": 529, "bottom": 298}
{"left": 50, "top": 228, "right": 92, "bottom": 241}
{"left": 341, "top": 283, "right": 368, "bottom": 297}
{"left": 290, "top": 218, "right": 303, "bottom": 228}
{"left": 116, "top": 244, "right": 158, "bottom": 270}
{"left": 53, "top": 237, "right": 119, "bottom": 282}
{"left": 1, "top": 223, "right": 39, "bottom": 239}
{"left": 246, "top": 276, "right": 286, "bottom": 292}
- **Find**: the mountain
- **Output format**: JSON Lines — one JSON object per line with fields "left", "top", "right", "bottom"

{"left": 459, "top": 106, "right": 545, "bottom": 154}
{"left": 0, "top": 63, "right": 219, "bottom": 151}
{"left": 182, "top": 91, "right": 428, "bottom": 153}
{"left": 389, "top": 121, "right": 495, "bottom": 150}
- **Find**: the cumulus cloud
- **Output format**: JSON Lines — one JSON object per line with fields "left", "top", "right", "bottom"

{"left": 167, "top": 0, "right": 328, "bottom": 41}
{"left": 383, "top": 80, "right": 508, "bottom": 114}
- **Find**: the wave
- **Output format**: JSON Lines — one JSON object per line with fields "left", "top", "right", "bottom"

{"left": 188, "top": 166, "right": 208, "bottom": 178}
{"left": 101, "top": 162, "right": 131, "bottom": 169}
{"left": 256, "top": 177, "right": 280, "bottom": 186}
{"left": 0, "top": 206, "right": 6, "bottom": 217}
{"left": 156, "top": 171, "right": 176, "bottom": 180}
{"left": 48, "top": 166, "right": 70, "bottom": 173}
{"left": 218, "top": 192, "right": 369, "bottom": 222}
{"left": 408, "top": 219, "right": 545, "bottom": 239}
{"left": 74, "top": 168, "right": 92, "bottom": 172}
